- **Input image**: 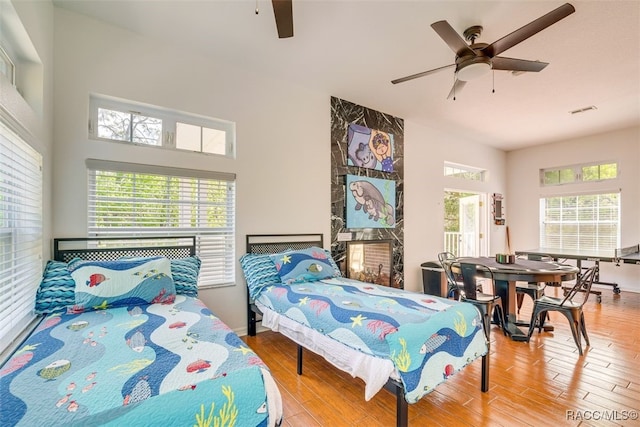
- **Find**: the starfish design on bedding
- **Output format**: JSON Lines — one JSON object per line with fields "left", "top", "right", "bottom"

{"left": 350, "top": 314, "right": 367, "bottom": 328}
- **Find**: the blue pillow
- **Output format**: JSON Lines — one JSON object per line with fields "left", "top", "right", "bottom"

{"left": 269, "top": 246, "right": 341, "bottom": 284}
{"left": 34, "top": 260, "right": 76, "bottom": 315}
{"left": 239, "top": 253, "right": 282, "bottom": 299}
{"left": 69, "top": 256, "right": 176, "bottom": 312}
{"left": 171, "top": 256, "right": 201, "bottom": 297}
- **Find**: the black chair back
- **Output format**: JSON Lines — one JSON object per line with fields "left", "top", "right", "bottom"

{"left": 561, "top": 265, "right": 598, "bottom": 307}
{"left": 438, "top": 252, "right": 458, "bottom": 289}
{"left": 459, "top": 262, "right": 495, "bottom": 300}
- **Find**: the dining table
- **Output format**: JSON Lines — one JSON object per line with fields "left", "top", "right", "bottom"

{"left": 451, "top": 256, "right": 579, "bottom": 342}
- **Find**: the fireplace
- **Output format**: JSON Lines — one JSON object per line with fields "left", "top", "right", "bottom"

{"left": 346, "top": 240, "right": 393, "bottom": 287}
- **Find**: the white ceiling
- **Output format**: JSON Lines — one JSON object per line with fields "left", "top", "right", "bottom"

{"left": 53, "top": 0, "right": 640, "bottom": 151}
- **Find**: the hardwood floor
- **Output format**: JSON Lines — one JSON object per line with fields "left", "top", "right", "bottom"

{"left": 242, "top": 288, "right": 640, "bottom": 426}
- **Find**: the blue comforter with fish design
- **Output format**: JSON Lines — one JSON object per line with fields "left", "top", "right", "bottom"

{"left": 256, "top": 277, "right": 488, "bottom": 403}
{"left": 0, "top": 296, "right": 280, "bottom": 427}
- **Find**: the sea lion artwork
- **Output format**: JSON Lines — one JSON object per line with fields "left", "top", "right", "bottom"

{"left": 346, "top": 174, "right": 396, "bottom": 228}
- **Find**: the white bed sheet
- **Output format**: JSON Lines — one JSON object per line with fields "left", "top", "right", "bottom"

{"left": 257, "top": 301, "right": 397, "bottom": 401}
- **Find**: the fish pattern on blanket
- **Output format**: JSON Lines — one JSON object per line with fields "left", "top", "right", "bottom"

{"left": 0, "top": 295, "right": 276, "bottom": 427}
{"left": 256, "top": 277, "right": 488, "bottom": 403}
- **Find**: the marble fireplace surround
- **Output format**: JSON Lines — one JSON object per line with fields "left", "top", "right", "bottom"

{"left": 330, "top": 97, "right": 405, "bottom": 288}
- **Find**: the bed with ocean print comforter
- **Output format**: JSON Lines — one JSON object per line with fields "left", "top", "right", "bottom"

{"left": 254, "top": 277, "right": 487, "bottom": 403}
{"left": 0, "top": 295, "right": 282, "bottom": 427}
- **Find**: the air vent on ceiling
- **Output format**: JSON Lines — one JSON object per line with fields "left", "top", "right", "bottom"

{"left": 569, "top": 105, "right": 598, "bottom": 114}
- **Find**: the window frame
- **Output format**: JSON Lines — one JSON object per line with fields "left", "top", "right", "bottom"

{"left": 539, "top": 191, "right": 621, "bottom": 251}
{"left": 444, "top": 161, "right": 486, "bottom": 182}
{"left": 89, "top": 94, "right": 236, "bottom": 158}
{"left": 0, "top": 119, "right": 43, "bottom": 354}
{"left": 86, "top": 159, "right": 236, "bottom": 289}
{"left": 540, "top": 161, "right": 618, "bottom": 186}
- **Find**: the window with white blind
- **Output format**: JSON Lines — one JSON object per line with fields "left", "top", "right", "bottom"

{"left": 0, "top": 120, "right": 43, "bottom": 349}
{"left": 540, "top": 192, "right": 620, "bottom": 251}
{"left": 86, "top": 159, "right": 235, "bottom": 288}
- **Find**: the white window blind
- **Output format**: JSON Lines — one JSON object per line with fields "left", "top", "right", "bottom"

{"left": 0, "top": 120, "right": 42, "bottom": 348}
{"left": 540, "top": 192, "right": 620, "bottom": 251}
{"left": 86, "top": 159, "right": 236, "bottom": 288}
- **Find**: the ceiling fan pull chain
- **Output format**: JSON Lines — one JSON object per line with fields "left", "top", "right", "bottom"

{"left": 453, "top": 75, "right": 456, "bottom": 101}
{"left": 492, "top": 70, "right": 495, "bottom": 94}
{"left": 255, "top": 0, "right": 259, "bottom": 15}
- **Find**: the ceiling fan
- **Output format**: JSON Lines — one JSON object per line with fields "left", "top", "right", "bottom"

{"left": 272, "top": 0, "right": 294, "bottom": 38}
{"left": 391, "top": 3, "right": 575, "bottom": 99}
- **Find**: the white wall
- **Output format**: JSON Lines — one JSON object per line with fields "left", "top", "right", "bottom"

{"left": 52, "top": 8, "right": 332, "bottom": 332}
{"left": 52, "top": 8, "right": 508, "bottom": 331}
{"left": 403, "top": 121, "right": 507, "bottom": 293}
{"left": 506, "top": 127, "right": 640, "bottom": 292}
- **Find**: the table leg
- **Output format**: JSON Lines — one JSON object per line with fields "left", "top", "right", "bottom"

{"left": 494, "top": 279, "right": 530, "bottom": 342}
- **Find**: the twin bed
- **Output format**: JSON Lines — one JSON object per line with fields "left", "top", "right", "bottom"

{"left": 241, "top": 234, "right": 490, "bottom": 427}
{"left": 0, "top": 236, "right": 282, "bottom": 427}
{"left": 1, "top": 233, "right": 489, "bottom": 427}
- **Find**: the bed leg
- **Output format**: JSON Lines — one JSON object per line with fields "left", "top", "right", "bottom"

{"left": 395, "top": 385, "right": 408, "bottom": 427}
{"left": 383, "top": 380, "right": 407, "bottom": 427}
{"left": 297, "top": 345, "right": 303, "bottom": 375}
{"left": 248, "top": 310, "right": 256, "bottom": 336}
{"left": 481, "top": 353, "right": 489, "bottom": 392}
{"left": 247, "top": 294, "right": 256, "bottom": 336}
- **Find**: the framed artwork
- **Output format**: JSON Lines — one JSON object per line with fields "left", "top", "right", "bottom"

{"left": 346, "top": 124, "right": 394, "bottom": 172}
{"left": 346, "top": 174, "right": 395, "bottom": 228}
{"left": 346, "top": 240, "right": 393, "bottom": 287}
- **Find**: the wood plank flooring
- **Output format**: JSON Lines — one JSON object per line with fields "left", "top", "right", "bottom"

{"left": 242, "top": 288, "right": 640, "bottom": 426}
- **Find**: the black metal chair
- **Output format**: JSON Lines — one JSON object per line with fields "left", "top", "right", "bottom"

{"left": 527, "top": 265, "right": 598, "bottom": 355}
{"left": 438, "top": 252, "right": 462, "bottom": 299}
{"left": 459, "top": 262, "right": 507, "bottom": 337}
{"left": 515, "top": 253, "right": 554, "bottom": 315}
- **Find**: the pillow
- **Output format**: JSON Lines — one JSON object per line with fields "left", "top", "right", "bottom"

{"left": 171, "top": 256, "right": 201, "bottom": 297}
{"left": 68, "top": 256, "right": 176, "bottom": 312}
{"left": 239, "top": 253, "right": 282, "bottom": 299}
{"left": 269, "top": 246, "right": 341, "bottom": 284}
{"left": 34, "top": 260, "right": 76, "bottom": 315}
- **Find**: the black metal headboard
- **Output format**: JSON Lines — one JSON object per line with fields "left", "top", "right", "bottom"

{"left": 244, "top": 233, "right": 324, "bottom": 336}
{"left": 246, "top": 233, "right": 324, "bottom": 255}
{"left": 53, "top": 236, "right": 196, "bottom": 263}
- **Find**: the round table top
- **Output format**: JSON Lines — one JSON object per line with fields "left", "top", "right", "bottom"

{"left": 453, "top": 256, "right": 579, "bottom": 282}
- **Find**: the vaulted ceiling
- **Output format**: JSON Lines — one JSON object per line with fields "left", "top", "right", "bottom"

{"left": 53, "top": 0, "right": 640, "bottom": 151}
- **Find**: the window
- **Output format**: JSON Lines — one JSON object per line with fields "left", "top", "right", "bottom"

{"left": 540, "top": 192, "right": 620, "bottom": 251}
{"left": 89, "top": 95, "right": 235, "bottom": 157}
{"left": 444, "top": 162, "right": 485, "bottom": 181}
{"left": 0, "top": 120, "right": 43, "bottom": 348}
{"left": 87, "top": 159, "right": 236, "bottom": 288}
{"left": 0, "top": 44, "right": 15, "bottom": 85}
{"left": 541, "top": 162, "right": 618, "bottom": 186}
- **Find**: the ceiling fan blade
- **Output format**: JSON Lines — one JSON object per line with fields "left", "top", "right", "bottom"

{"left": 391, "top": 64, "right": 455, "bottom": 84}
{"left": 431, "top": 21, "right": 476, "bottom": 57}
{"left": 272, "top": 0, "right": 293, "bottom": 38}
{"left": 481, "top": 3, "right": 575, "bottom": 58}
{"left": 491, "top": 57, "right": 548, "bottom": 72}
{"left": 447, "top": 79, "right": 467, "bottom": 100}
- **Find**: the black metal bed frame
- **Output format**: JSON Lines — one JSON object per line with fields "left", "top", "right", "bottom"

{"left": 53, "top": 235, "right": 196, "bottom": 262}
{"left": 245, "top": 233, "right": 489, "bottom": 427}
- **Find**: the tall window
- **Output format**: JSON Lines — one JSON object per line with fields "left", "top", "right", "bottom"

{"left": 540, "top": 192, "right": 620, "bottom": 251}
{"left": 87, "top": 160, "right": 235, "bottom": 288}
{"left": 0, "top": 120, "right": 43, "bottom": 347}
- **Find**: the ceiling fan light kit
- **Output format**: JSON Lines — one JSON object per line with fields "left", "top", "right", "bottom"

{"left": 391, "top": 3, "right": 576, "bottom": 98}
{"left": 456, "top": 57, "right": 492, "bottom": 81}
